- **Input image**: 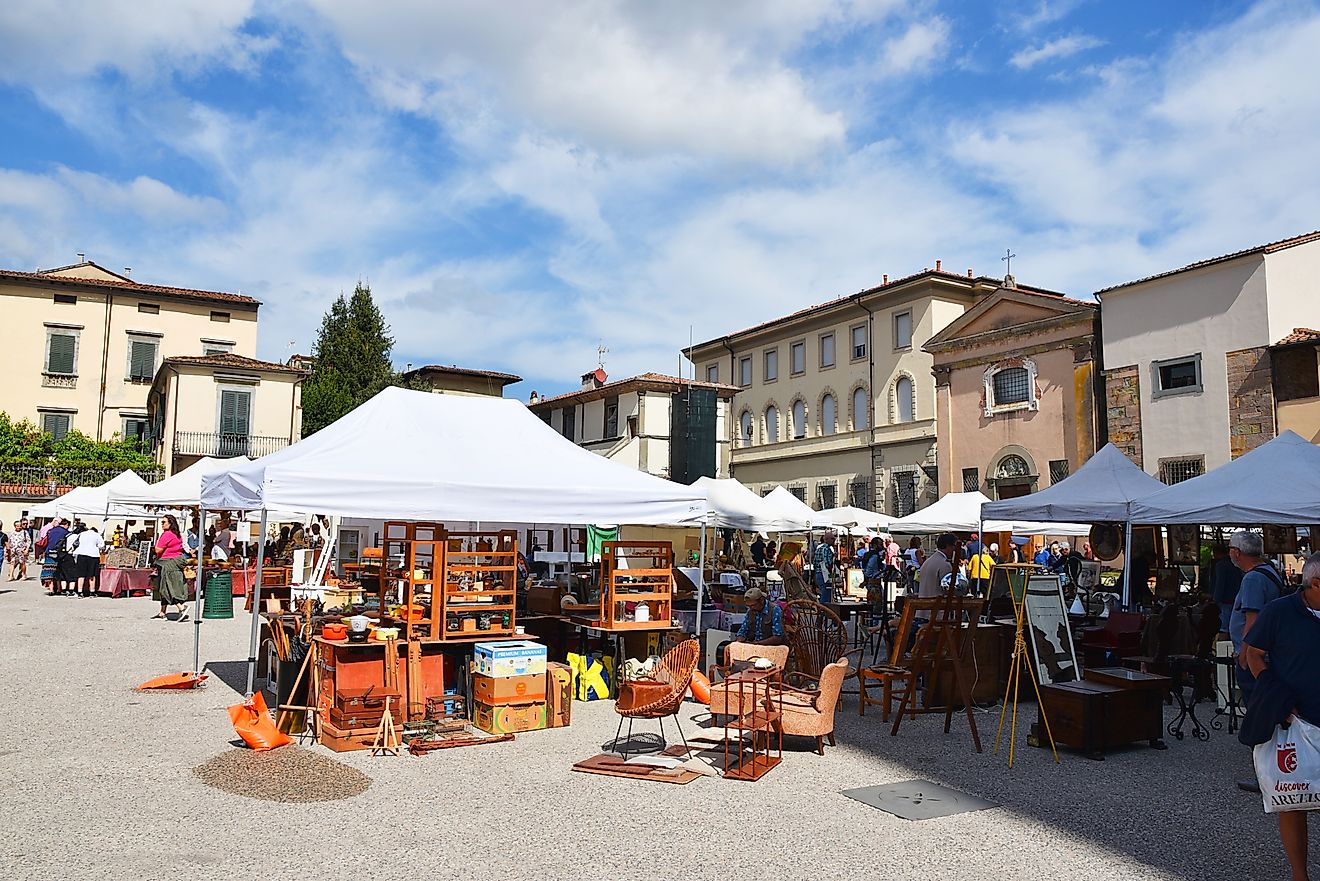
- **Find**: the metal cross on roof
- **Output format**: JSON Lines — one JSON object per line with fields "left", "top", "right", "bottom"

{"left": 1001, "top": 249, "right": 1016, "bottom": 276}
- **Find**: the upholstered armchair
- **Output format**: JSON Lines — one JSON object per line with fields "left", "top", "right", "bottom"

{"left": 771, "top": 657, "right": 849, "bottom": 755}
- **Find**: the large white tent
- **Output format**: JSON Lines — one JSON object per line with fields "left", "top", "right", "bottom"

{"left": 111, "top": 456, "right": 240, "bottom": 508}
{"left": 693, "top": 477, "right": 812, "bottom": 532}
{"left": 819, "top": 505, "right": 893, "bottom": 533}
{"left": 201, "top": 387, "right": 705, "bottom": 524}
{"left": 30, "top": 469, "right": 156, "bottom": 519}
{"left": 762, "top": 486, "right": 834, "bottom": 529}
{"left": 888, "top": 490, "right": 1090, "bottom": 535}
{"left": 1129, "top": 430, "right": 1320, "bottom": 525}
{"left": 982, "top": 444, "right": 1167, "bottom": 523}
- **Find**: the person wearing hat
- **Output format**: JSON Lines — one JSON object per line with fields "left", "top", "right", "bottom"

{"left": 735, "top": 587, "right": 786, "bottom": 646}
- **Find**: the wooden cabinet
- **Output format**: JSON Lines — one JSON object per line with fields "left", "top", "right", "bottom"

{"left": 1034, "top": 676, "right": 1167, "bottom": 759}
{"left": 594, "top": 541, "right": 674, "bottom": 631}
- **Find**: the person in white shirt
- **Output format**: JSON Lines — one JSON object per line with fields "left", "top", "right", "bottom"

{"left": 73, "top": 524, "right": 106, "bottom": 598}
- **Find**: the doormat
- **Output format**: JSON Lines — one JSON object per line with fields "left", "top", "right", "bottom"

{"left": 842, "top": 780, "right": 997, "bottom": 821}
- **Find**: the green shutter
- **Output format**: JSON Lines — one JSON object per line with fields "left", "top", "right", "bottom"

{"left": 47, "top": 333, "right": 76, "bottom": 374}
{"left": 219, "top": 390, "right": 251, "bottom": 435}
{"left": 42, "top": 413, "right": 70, "bottom": 439}
{"left": 129, "top": 340, "right": 156, "bottom": 379}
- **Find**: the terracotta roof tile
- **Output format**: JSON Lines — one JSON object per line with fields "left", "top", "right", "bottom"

{"left": 405, "top": 365, "right": 522, "bottom": 383}
{"left": 1096, "top": 230, "right": 1320, "bottom": 294}
{"left": 0, "top": 265, "right": 261, "bottom": 307}
{"left": 532, "top": 372, "right": 738, "bottom": 407}
{"left": 1274, "top": 327, "right": 1320, "bottom": 347}
{"left": 164, "top": 353, "right": 305, "bottom": 374}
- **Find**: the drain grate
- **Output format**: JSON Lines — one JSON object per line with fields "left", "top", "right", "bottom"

{"left": 842, "top": 779, "right": 997, "bottom": 821}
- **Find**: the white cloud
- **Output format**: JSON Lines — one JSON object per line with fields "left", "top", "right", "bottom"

{"left": 1010, "top": 34, "right": 1105, "bottom": 70}
{"left": 1009, "top": 0, "right": 1085, "bottom": 34}
{"left": 877, "top": 17, "right": 952, "bottom": 76}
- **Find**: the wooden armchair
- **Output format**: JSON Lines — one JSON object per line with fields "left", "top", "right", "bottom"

{"left": 771, "top": 657, "right": 850, "bottom": 755}
{"left": 708, "top": 642, "right": 791, "bottom": 719}
{"left": 858, "top": 600, "right": 922, "bottom": 721}
{"left": 784, "top": 600, "right": 861, "bottom": 695}
{"left": 1078, "top": 609, "right": 1143, "bottom": 667}
{"left": 611, "top": 639, "right": 699, "bottom": 759}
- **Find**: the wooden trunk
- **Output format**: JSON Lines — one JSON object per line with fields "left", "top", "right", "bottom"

{"left": 1034, "top": 678, "right": 1162, "bottom": 758}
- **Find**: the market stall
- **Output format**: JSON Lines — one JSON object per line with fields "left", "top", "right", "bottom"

{"left": 887, "top": 490, "right": 1090, "bottom": 536}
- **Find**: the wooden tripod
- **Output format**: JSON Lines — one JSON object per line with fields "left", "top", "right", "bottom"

{"left": 890, "top": 588, "right": 982, "bottom": 753}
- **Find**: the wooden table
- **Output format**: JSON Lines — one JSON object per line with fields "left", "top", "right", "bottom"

{"left": 722, "top": 666, "right": 783, "bottom": 781}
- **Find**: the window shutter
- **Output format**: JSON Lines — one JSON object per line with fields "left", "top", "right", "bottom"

{"left": 47, "top": 334, "right": 76, "bottom": 374}
{"left": 130, "top": 340, "right": 156, "bottom": 379}
{"left": 220, "top": 390, "right": 251, "bottom": 435}
{"left": 42, "top": 413, "right": 70, "bottom": 439}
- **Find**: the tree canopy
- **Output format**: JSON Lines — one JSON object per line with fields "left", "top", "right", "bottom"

{"left": 0, "top": 412, "right": 155, "bottom": 470}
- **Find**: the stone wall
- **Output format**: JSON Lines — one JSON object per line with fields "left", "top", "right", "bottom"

{"left": 1226, "top": 347, "right": 1276, "bottom": 458}
{"left": 1104, "top": 365, "right": 1143, "bottom": 467}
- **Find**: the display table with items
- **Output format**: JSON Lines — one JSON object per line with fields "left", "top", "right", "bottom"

{"left": 97, "top": 566, "right": 153, "bottom": 598}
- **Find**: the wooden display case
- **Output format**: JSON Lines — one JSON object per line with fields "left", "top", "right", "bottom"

{"left": 441, "top": 530, "right": 518, "bottom": 639}
{"left": 593, "top": 541, "right": 674, "bottom": 631}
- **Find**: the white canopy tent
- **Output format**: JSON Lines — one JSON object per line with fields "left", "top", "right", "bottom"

{"left": 762, "top": 486, "right": 834, "bottom": 530}
{"left": 819, "top": 505, "right": 893, "bottom": 533}
{"left": 30, "top": 470, "right": 156, "bottom": 519}
{"left": 887, "top": 491, "right": 1090, "bottom": 536}
{"left": 109, "top": 455, "right": 305, "bottom": 523}
{"left": 693, "top": 477, "right": 812, "bottom": 533}
{"left": 1129, "top": 430, "right": 1320, "bottom": 525}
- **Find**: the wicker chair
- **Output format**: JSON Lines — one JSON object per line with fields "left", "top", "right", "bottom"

{"left": 611, "top": 639, "right": 700, "bottom": 759}
{"left": 785, "top": 600, "right": 861, "bottom": 694}
{"left": 708, "top": 642, "right": 792, "bottom": 719}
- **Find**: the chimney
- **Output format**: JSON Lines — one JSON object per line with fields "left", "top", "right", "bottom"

{"left": 123, "top": 267, "right": 132, "bottom": 276}
{"left": 935, "top": 259, "right": 942, "bottom": 272}
{"left": 967, "top": 268, "right": 973, "bottom": 277}
{"left": 581, "top": 367, "right": 608, "bottom": 391}
{"left": 883, "top": 274, "right": 888, "bottom": 284}
{"left": 76, "top": 252, "right": 85, "bottom": 262}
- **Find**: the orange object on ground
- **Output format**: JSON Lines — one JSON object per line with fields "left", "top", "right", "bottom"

{"left": 138, "top": 671, "right": 209, "bottom": 690}
{"left": 689, "top": 670, "right": 711, "bottom": 705}
{"left": 228, "top": 691, "right": 292, "bottom": 751}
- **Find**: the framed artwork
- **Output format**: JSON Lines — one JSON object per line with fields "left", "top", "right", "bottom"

{"left": 1263, "top": 525, "right": 1297, "bottom": 556}
{"left": 1168, "top": 524, "right": 1199, "bottom": 565}
{"left": 1023, "top": 574, "right": 1079, "bottom": 685}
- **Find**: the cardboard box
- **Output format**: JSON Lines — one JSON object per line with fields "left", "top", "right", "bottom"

{"left": 472, "top": 699, "right": 547, "bottom": 734}
{"left": 474, "top": 640, "right": 547, "bottom": 678}
{"left": 473, "top": 672, "right": 546, "bottom": 705}
{"left": 545, "top": 662, "right": 572, "bottom": 728}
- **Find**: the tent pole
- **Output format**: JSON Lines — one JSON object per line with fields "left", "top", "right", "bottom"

{"left": 1121, "top": 520, "right": 1133, "bottom": 609}
{"left": 695, "top": 518, "right": 708, "bottom": 639}
{"left": 244, "top": 508, "right": 269, "bottom": 697}
{"left": 193, "top": 505, "right": 206, "bottom": 675}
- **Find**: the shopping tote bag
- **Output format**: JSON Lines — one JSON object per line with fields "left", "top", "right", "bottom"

{"left": 1253, "top": 718, "right": 1320, "bottom": 813}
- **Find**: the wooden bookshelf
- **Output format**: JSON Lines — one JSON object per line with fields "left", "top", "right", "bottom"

{"left": 593, "top": 540, "right": 674, "bottom": 631}
{"left": 440, "top": 530, "right": 518, "bottom": 639}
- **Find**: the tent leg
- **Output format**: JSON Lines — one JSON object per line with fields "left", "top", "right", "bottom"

{"left": 244, "top": 509, "right": 269, "bottom": 697}
{"left": 193, "top": 505, "right": 206, "bottom": 675}
{"left": 1121, "top": 520, "right": 1133, "bottom": 610}
{"left": 695, "top": 520, "right": 707, "bottom": 639}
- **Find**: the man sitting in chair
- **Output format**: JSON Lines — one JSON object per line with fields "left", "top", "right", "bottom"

{"left": 735, "top": 587, "right": 786, "bottom": 646}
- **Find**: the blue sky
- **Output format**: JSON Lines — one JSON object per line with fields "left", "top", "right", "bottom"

{"left": 2, "top": 0, "right": 1318, "bottom": 399}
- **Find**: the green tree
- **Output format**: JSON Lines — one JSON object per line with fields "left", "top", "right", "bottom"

{"left": 302, "top": 282, "right": 404, "bottom": 435}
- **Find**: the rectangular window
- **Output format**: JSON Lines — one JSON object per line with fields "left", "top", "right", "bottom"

{"left": 122, "top": 417, "right": 149, "bottom": 440}
{"left": 739, "top": 356, "right": 752, "bottom": 387}
{"left": 202, "top": 339, "right": 235, "bottom": 356}
{"left": 1153, "top": 354, "right": 1202, "bottom": 397}
{"left": 45, "top": 330, "right": 78, "bottom": 375}
{"left": 603, "top": 396, "right": 619, "bottom": 438}
{"left": 137, "top": 303, "right": 159, "bottom": 314}
{"left": 562, "top": 407, "right": 576, "bottom": 442}
{"left": 1159, "top": 456, "right": 1205, "bottom": 485}
{"left": 1049, "top": 459, "right": 1070, "bottom": 484}
{"left": 764, "top": 348, "right": 778, "bottom": 382}
{"left": 816, "top": 482, "right": 837, "bottom": 511}
{"left": 894, "top": 311, "right": 913, "bottom": 349}
{"left": 53, "top": 293, "right": 77, "bottom": 305}
{"left": 127, "top": 337, "right": 158, "bottom": 382}
{"left": 790, "top": 341, "right": 805, "bottom": 375}
{"left": 851, "top": 324, "right": 867, "bottom": 360}
{"left": 706, "top": 364, "right": 719, "bottom": 384}
{"left": 819, "top": 333, "right": 835, "bottom": 368}
{"left": 789, "top": 485, "right": 807, "bottom": 504}
{"left": 41, "top": 412, "right": 72, "bottom": 440}
{"left": 218, "top": 389, "right": 252, "bottom": 435}
{"left": 993, "top": 367, "right": 1031, "bottom": 406}
{"left": 1274, "top": 347, "right": 1320, "bottom": 402}
{"left": 848, "top": 478, "right": 872, "bottom": 509}
{"left": 962, "top": 468, "right": 980, "bottom": 493}
{"left": 893, "top": 471, "right": 917, "bottom": 517}
{"left": 210, "top": 311, "right": 231, "bottom": 322}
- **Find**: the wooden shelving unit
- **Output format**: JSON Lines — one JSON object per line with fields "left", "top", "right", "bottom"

{"left": 593, "top": 540, "right": 674, "bottom": 631}
{"left": 440, "top": 530, "right": 518, "bottom": 639}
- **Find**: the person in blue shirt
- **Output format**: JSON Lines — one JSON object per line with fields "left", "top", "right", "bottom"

{"left": 813, "top": 532, "right": 838, "bottom": 604}
{"left": 1210, "top": 544, "right": 1242, "bottom": 632}
{"left": 1229, "top": 530, "right": 1285, "bottom": 707}
{"left": 735, "top": 588, "right": 785, "bottom": 646}
{"left": 1241, "top": 552, "right": 1320, "bottom": 881}
{"left": 1033, "top": 542, "right": 1052, "bottom": 568}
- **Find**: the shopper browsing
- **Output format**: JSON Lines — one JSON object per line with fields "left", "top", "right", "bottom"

{"left": 73, "top": 524, "right": 105, "bottom": 598}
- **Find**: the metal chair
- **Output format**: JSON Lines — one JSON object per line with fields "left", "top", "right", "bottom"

{"left": 611, "top": 639, "right": 700, "bottom": 759}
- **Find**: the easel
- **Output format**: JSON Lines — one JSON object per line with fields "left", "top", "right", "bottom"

{"left": 994, "top": 568, "right": 1060, "bottom": 768}
{"left": 372, "top": 634, "right": 402, "bottom": 756}
{"left": 889, "top": 588, "right": 983, "bottom": 753}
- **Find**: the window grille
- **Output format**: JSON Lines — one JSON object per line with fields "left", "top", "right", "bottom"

{"left": 1159, "top": 456, "right": 1204, "bottom": 485}
{"left": 962, "top": 468, "right": 980, "bottom": 493}
{"left": 1049, "top": 459, "right": 1070, "bottom": 484}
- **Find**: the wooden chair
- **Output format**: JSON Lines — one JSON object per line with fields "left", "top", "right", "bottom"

{"left": 858, "top": 600, "right": 921, "bottom": 721}
{"left": 858, "top": 596, "right": 984, "bottom": 721}
{"left": 784, "top": 600, "right": 861, "bottom": 695}
{"left": 611, "top": 638, "right": 700, "bottom": 759}
{"left": 772, "top": 657, "right": 850, "bottom": 755}
{"left": 708, "top": 642, "right": 791, "bottom": 719}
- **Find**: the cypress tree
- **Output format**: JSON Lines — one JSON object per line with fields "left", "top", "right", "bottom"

{"left": 301, "top": 283, "right": 399, "bottom": 435}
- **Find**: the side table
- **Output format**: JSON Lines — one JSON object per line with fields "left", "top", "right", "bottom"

{"left": 723, "top": 666, "right": 783, "bottom": 781}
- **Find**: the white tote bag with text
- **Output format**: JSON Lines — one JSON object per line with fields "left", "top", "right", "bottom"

{"left": 1254, "top": 718, "right": 1320, "bottom": 814}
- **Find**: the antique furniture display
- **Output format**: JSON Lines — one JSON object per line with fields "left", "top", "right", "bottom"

{"left": 785, "top": 600, "right": 862, "bottom": 695}
{"left": 611, "top": 639, "right": 700, "bottom": 759}
{"left": 773, "top": 657, "right": 849, "bottom": 756}
{"left": 594, "top": 541, "right": 674, "bottom": 631}
{"left": 721, "top": 664, "right": 783, "bottom": 781}
{"left": 1034, "top": 673, "right": 1170, "bottom": 759}
{"left": 708, "top": 642, "right": 791, "bottom": 719}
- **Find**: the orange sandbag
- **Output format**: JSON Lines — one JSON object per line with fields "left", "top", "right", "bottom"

{"left": 689, "top": 670, "right": 711, "bottom": 705}
{"left": 227, "top": 691, "right": 292, "bottom": 751}
{"left": 138, "top": 671, "right": 208, "bottom": 690}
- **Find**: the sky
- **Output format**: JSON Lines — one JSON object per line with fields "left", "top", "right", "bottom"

{"left": 2, "top": 0, "right": 1319, "bottom": 399}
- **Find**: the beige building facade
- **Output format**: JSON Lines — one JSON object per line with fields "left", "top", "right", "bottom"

{"left": 1099, "top": 231, "right": 1320, "bottom": 480}
{"left": 146, "top": 354, "right": 306, "bottom": 474}
{"left": 925, "top": 285, "right": 1101, "bottom": 500}
{"left": 686, "top": 268, "right": 1070, "bottom": 515}
{"left": 529, "top": 369, "right": 737, "bottom": 482}
{"left": 1271, "top": 328, "right": 1320, "bottom": 444}
{"left": 401, "top": 365, "right": 521, "bottom": 397}
{"left": 0, "top": 261, "right": 260, "bottom": 444}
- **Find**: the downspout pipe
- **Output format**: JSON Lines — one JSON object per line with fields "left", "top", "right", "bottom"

{"left": 852, "top": 293, "right": 876, "bottom": 507}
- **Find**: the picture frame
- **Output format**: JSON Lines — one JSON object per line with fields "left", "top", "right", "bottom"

{"left": 1263, "top": 525, "right": 1297, "bottom": 556}
{"left": 1023, "top": 574, "right": 1079, "bottom": 685}
{"left": 1168, "top": 524, "right": 1199, "bottom": 565}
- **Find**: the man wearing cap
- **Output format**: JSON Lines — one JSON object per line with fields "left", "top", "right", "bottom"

{"left": 735, "top": 588, "right": 786, "bottom": 646}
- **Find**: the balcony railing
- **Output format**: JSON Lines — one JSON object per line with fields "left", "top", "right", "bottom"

{"left": 0, "top": 463, "right": 164, "bottom": 501}
{"left": 173, "top": 431, "right": 292, "bottom": 459}
{"left": 42, "top": 372, "right": 78, "bottom": 389}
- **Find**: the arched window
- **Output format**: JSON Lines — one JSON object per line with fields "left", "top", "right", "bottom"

{"left": 992, "top": 366, "right": 1031, "bottom": 406}
{"left": 996, "top": 454, "right": 1031, "bottom": 479}
{"left": 895, "top": 376, "right": 914, "bottom": 423}
{"left": 764, "top": 405, "right": 778, "bottom": 443}
{"left": 821, "top": 394, "right": 836, "bottom": 436}
{"left": 792, "top": 400, "right": 807, "bottom": 439}
{"left": 739, "top": 411, "right": 753, "bottom": 447}
{"left": 853, "top": 387, "right": 869, "bottom": 431}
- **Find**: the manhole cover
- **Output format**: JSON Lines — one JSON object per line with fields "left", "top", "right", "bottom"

{"left": 842, "top": 779, "right": 997, "bottom": 820}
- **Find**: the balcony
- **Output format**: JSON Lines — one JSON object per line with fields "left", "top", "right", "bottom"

{"left": 172, "top": 431, "right": 292, "bottom": 459}
{"left": 0, "top": 463, "right": 163, "bottom": 501}
{"left": 42, "top": 372, "right": 77, "bottom": 389}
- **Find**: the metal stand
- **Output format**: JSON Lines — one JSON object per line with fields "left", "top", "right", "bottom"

{"left": 994, "top": 585, "right": 1060, "bottom": 768}
{"left": 1211, "top": 656, "right": 1242, "bottom": 734}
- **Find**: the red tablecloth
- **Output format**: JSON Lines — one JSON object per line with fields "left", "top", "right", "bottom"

{"left": 99, "top": 567, "right": 153, "bottom": 598}
{"left": 229, "top": 566, "right": 257, "bottom": 597}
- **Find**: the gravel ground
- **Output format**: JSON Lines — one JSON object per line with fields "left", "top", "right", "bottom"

{"left": 0, "top": 575, "right": 1312, "bottom": 881}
